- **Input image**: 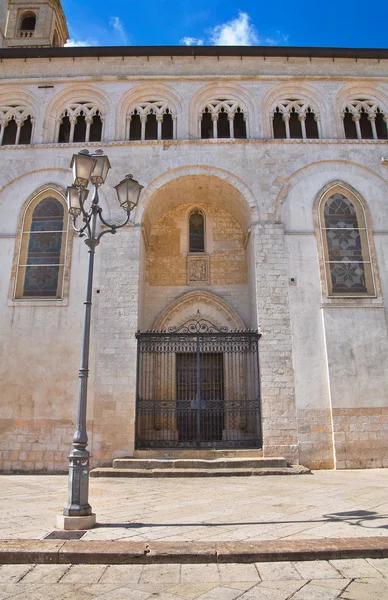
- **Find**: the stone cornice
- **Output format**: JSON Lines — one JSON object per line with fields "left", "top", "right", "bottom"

{"left": 0, "top": 138, "right": 387, "bottom": 151}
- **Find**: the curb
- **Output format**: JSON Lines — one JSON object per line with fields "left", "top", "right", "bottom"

{"left": 1, "top": 538, "right": 388, "bottom": 564}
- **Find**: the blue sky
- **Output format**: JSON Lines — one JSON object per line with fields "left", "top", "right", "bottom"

{"left": 63, "top": 0, "right": 388, "bottom": 49}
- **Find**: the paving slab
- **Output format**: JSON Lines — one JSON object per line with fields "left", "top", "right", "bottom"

{"left": 1, "top": 560, "right": 387, "bottom": 600}
{"left": 1, "top": 471, "right": 388, "bottom": 544}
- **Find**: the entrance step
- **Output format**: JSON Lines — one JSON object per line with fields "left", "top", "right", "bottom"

{"left": 134, "top": 449, "right": 264, "bottom": 459}
{"left": 90, "top": 457, "right": 310, "bottom": 478}
{"left": 113, "top": 457, "right": 287, "bottom": 469}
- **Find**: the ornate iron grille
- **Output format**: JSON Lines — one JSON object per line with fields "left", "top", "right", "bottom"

{"left": 135, "top": 315, "right": 261, "bottom": 449}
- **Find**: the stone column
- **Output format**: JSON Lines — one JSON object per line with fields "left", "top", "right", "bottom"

{"left": 253, "top": 222, "right": 299, "bottom": 463}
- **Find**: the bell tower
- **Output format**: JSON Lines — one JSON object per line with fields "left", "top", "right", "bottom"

{"left": 0, "top": 0, "right": 69, "bottom": 48}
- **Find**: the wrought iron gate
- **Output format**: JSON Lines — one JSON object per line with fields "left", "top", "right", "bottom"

{"left": 135, "top": 316, "right": 261, "bottom": 449}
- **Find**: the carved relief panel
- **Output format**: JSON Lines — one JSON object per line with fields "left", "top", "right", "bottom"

{"left": 187, "top": 254, "right": 210, "bottom": 285}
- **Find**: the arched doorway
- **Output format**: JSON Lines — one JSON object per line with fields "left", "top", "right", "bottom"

{"left": 136, "top": 292, "right": 261, "bottom": 449}
{"left": 136, "top": 173, "right": 261, "bottom": 449}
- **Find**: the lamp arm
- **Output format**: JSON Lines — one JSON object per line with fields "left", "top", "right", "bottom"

{"left": 98, "top": 209, "right": 131, "bottom": 231}
{"left": 96, "top": 211, "right": 131, "bottom": 242}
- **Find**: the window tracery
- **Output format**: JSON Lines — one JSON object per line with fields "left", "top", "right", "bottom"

{"left": 342, "top": 99, "right": 388, "bottom": 140}
{"left": 0, "top": 105, "right": 34, "bottom": 145}
{"left": 57, "top": 102, "right": 104, "bottom": 143}
{"left": 272, "top": 99, "right": 320, "bottom": 139}
{"left": 126, "top": 101, "right": 176, "bottom": 141}
{"left": 319, "top": 190, "right": 375, "bottom": 296}
{"left": 15, "top": 194, "right": 68, "bottom": 299}
{"left": 199, "top": 100, "right": 247, "bottom": 139}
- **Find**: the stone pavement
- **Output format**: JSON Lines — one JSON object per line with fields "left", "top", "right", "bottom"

{"left": 1, "top": 558, "right": 388, "bottom": 599}
{"left": 1, "top": 469, "right": 388, "bottom": 542}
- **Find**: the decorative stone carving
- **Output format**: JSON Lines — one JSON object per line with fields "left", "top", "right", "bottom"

{"left": 187, "top": 254, "right": 209, "bottom": 285}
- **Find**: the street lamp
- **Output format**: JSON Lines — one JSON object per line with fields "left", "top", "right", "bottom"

{"left": 57, "top": 149, "right": 143, "bottom": 530}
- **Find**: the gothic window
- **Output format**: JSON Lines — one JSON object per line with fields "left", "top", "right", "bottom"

{"left": 127, "top": 101, "right": 176, "bottom": 141}
{"left": 320, "top": 190, "right": 374, "bottom": 296}
{"left": 189, "top": 209, "right": 205, "bottom": 253}
{"left": 272, "top": 99, "right": 320, "bottom": 139}
{"left": 57, "top": 102, "right": 104, "bottom": 143}
{"left": 342, "top": 100, "right": 388, "bottom": 140}
{"left": 0, "top": 106, "right": 34, "bottom": 145}
{"left": 15, "top": 193, "right": 68, "bottom": 299}
{"left": 199, "top": 100, "right": 247, "bottom": 139}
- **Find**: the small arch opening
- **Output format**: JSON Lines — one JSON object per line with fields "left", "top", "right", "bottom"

{"left": 58, "top": 115, "right": 71, "bottom": 143}
{"left": 343, "top": 108, "right": 357, "bottom": 139}
{"left": 19, "top": 115, "right": 33, "bottom": 144}
{"left": 273, "top": 107, "right": 286, "bottom": 138}
{"left": 20, "top": 14, "right": 36, "bottom": 31}
{"left": 289, "top": 107, "right": 302, "bottom": 138}
{"left": 52, "top": 31, "right": 60, "bottom": 47}
{"left": 145, "top": 111, "right": 157, "bottom": 140}
{"left": 89, "top": 113, "right": 103, "bottom": 142}
{"left": 130, "top": 110, "right": 141, "bottom": 140}
{"left": 375, "top": 109, "right": 387, "bottom": 140}
{"left": 2, "top": 118, "right": 18, "bottom": 145}
{"left": 234, "top": 108, "right": 246, "bottom": 139}
{"left": 162, "top": 111, "right": 173, "bottom": 140}
{"left": 201, "top": 108, "right": 213, "bottom": 139}
{"left": 359, "top": 108, "right": 373, "bottom": 139}
{"left": 73, "top": 114, "right": 87, "bottom": 143}
{"left": 217, "top": 108, "right": 230, "bottom": 138}
{"left": 305, "top": 108, "right": 319, "bottom": 138}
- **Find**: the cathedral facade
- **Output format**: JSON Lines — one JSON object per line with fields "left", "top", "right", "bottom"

{"left": 0, "top": 0, "right": 388, "bottom": 473}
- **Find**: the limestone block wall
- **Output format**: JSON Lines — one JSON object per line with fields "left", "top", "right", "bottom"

{"left": 254, "top": 223, "right": 299, "bottom": 463}
{"left": 0, "top": 52, "right": 387, "bottom": 471}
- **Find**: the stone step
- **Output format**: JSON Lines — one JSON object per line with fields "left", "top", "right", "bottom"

{"left": 134, "top": 449, "right": 264, "bottom": 459}
{"left": 112, "top": 457, "right": 288, "bottom": 470}
{"left": 90, "top": 465, "right": 310, "bottom": 478}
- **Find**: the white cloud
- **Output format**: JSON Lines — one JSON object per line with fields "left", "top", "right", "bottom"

{"left": 110, "top": 16, "right": 128, "bottom": 44}
{"left": 180, "top": 36, "right": 204, "bottom": 46}
{"left": 209, "top": 12, "right": 259, "bottom": 46}
{"left": 264, "top": 31, "right": 289, "bottom": 46}
{"left": 65, "top": 38, "right": 97, "bottom": 47}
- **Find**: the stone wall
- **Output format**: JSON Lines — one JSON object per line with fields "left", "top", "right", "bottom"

{"left": 0, "top": 52, "right": 387, "bottom": 471}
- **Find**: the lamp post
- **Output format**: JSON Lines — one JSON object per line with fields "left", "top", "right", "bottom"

{"left": 57, "top": 149, "right": 143, "bottom": 530}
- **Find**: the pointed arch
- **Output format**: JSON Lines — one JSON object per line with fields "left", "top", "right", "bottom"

{"left": 153, "top": 290, "right": 246, "bottom": 331}
{"left": 314, "top": 181, "right": 378, "bottom": 297}
{"left": 0, "top": 88, "right": 37, "bottom": 145}
{"left": 261, "top": 82, "right": 329, "bottom": 139}
{"left": 12, "top": 185, "right": 70, "bottom": 300}
{"left": 189, "top": 82, "right": 257, "bottom": 139}
{"left": 116, "top": 83, "right": 183, "bottom": 140}
{"left": 43, "top": 85, "right": 111, "bottom": 142}
{"left": 334, "top": 84, "right": 388, "bottom": 140}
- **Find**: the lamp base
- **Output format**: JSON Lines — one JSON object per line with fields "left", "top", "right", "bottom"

{"left": 56, "top": 513, "right": 96, "bottom": 531}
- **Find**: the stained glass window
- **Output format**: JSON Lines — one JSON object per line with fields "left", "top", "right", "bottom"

{"left": 189, "top": 209, "right": 205, "bottom": 253}
{"left": 321, "top": 192, "right": 374, "bottom": 296}
{"left": 16, "top": 195, "right": 68, "bottom": 299}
